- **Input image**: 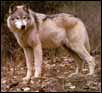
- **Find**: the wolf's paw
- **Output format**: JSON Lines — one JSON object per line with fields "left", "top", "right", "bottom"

{"left": 34, "top": 72, "right": 41, "bottom": 78}
{"left": 86, "top": 72, "right": 96, "bottom": 76}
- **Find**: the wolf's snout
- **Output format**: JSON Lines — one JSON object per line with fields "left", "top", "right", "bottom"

{"left": 21, "top": 25, "right": 25, "bottom": 30}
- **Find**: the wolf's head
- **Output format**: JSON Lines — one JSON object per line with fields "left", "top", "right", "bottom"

{"left": 8, "top": 4, "right": 34, "bottom": 31}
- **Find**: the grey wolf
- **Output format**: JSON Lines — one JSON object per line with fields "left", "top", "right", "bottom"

{"left": 7, "top": 5, "right": 96, "bottom": 81}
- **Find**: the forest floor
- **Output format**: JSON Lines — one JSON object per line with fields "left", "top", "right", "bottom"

{"left": 1, "top": 49, "right": 101, "bottom": 92}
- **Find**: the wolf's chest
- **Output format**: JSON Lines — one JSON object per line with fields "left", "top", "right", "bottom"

{"left": 14, "top": 33, "right": 33, "bottom": 48}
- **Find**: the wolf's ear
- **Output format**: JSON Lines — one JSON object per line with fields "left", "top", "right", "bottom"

{"left": 9, "top": 4, "right": 17, "bottom": 14}
{"left": 23, "top": 4, "right": 30, "bottom": 12}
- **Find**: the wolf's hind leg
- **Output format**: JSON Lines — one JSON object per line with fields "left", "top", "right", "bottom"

{"left": 70, "top": 44, "right": 96, "bottom": 75}
{"left": 68, "top": 55, "right": 83, "bottom": 77}
{"left": 62, "top": 43, "right": 83, "bottom": 77}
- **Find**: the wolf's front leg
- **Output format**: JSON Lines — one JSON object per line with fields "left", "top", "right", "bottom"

{"left": 23, "top": 48, "right": 33, "bottom": 81}
{"left": 34, "top": 42, "right": 43, "bottom": 78}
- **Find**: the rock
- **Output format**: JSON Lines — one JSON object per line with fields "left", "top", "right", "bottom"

{"left": 65, "top": 82, "right": 76, "bottom": 89}
{"left": 13, "top": 76, "right": 17, "bottom": 79}
{"left": 6, "top": 85, "right": 10, "bottom": 89}
{"left": 21, "top": 68, "right": 24, "bottom": 70}
{"left": 34, "top": 90, "right": 39, "bottom": 92}
{"left": 69, "top": 85, "right": 76, "bottom": 89}
{"left": 90, "top": 86, "right": 97, "bottom": 90}
{"left": 82, "top": 68, "right": 88, "bottom": 72}
{"left": 23, "top": 87, "right": 30, "bottom": 91}
{"left": 2, "top": 80, "right": 6, "bottom": 84}
{"left": 51, "top": 64, "right": 56, "bottom": 68}
{"left": 16, "top": 88, "right": 21, "bottom": 91}
{"left": 10, "top": 68, "right": 14, "bottom": 71}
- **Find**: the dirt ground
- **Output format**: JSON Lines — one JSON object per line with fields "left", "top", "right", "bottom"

{"left": 1, "top": 49, "right": 101, "bottom": 92}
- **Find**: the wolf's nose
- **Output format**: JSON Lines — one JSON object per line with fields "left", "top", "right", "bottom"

{"left": 21, "top": 25, "right": 25, "bottom": 30}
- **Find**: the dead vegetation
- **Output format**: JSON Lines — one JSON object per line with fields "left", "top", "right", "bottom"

{"left": 1, "top": 1, "right": 101, "bottom": 92}
{"left": 1, "top": 48, "right": 101, "bottom": 92}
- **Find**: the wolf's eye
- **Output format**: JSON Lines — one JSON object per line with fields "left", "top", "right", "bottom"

{"left": 23, "top": 16, "right": 27, "bottom": 19}
{"left": 23, "top": 16, "right": 30, "bottom": 20}
{"left": 11, "top": 18, "right": 15, "bottom": 21}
